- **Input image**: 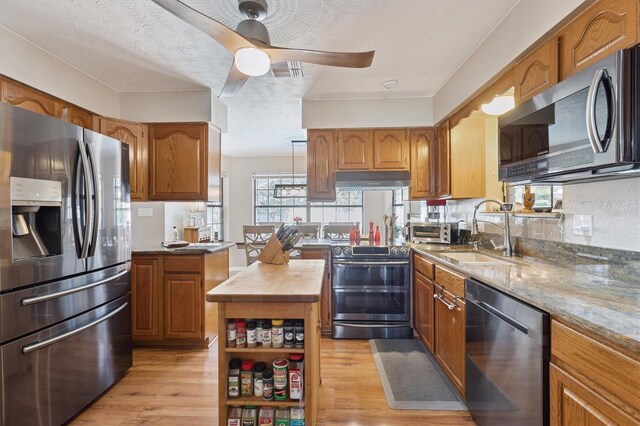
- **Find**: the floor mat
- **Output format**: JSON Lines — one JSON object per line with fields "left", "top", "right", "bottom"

{"left": 370, "top": 339, "right": 467, "bottom": 410}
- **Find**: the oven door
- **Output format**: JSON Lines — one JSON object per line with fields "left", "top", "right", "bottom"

{"left": 333, "top": 287, "right": 410, "bottom": 321}
{"left": 332, "top": 259, "right": 410, "bottom": 288}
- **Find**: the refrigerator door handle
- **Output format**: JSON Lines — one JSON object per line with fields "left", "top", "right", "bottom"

{"left": 85, "top": 142, "right": 100, "bottom": 257}
{"left": 20, "top": 269, "right": 129, "bottom": 306}
{"left": 76, "top": 140, "right": 93, "bottom": 259}
{"left": 21, "top": 301, "right": 129, "bottom": 354}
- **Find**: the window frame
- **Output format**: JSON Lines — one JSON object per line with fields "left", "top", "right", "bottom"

{"left": 207, "top": 177, "right": 224, "bottom": 241}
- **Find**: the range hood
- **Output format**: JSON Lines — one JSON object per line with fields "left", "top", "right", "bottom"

{"left": 335, "top": 171, "right": 411, "bottom": 191}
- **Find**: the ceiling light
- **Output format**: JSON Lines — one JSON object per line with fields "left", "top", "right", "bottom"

{"left": 481, "top": 95, "right": 515, "bottom": 115}
{"left": 234, "top": 47, "right": 271, "bottom": 76}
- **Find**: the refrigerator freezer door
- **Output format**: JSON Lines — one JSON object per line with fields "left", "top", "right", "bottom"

{"left": 84, "top": 129, "right": 131, "bottom": 271}
{"left": 0, "top": 103, "right": 86, "bottom": 291}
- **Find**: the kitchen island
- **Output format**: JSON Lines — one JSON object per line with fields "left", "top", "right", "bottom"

{"left": 207, "top": 259, "right": 324, "bottom": 425}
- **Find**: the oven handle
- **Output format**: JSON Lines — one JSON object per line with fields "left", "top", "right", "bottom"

{"left": 333, "top": 321, "right": 409, "bottom": 328}
{"left": 333, "top": 260, "right": 410, "bottom": 266}
{"left": 21, "top": 301, "right": 128, "bottom": 354}
{"left": 21, "top": 269, "right": 129, "bottom": 306}
{"left": 333, "top": 287, "right": 409, "bottom": 293}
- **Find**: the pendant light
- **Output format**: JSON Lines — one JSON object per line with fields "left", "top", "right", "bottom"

{"left": 273, "top": 140, "right": 307, "bottom": 198}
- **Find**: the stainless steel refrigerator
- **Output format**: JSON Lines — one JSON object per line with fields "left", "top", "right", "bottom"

{"left": 0, "top": 103, "right": 132, "bottom": 425}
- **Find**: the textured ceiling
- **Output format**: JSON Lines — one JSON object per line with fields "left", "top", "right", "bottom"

{"left": 0, "top": 0, "right": 519, "bottom": 156}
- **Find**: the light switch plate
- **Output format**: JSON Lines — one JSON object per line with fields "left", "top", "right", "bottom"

{"left": 137, "top": 208, "right": 153, "bottom": 217}
{"left": 572, "top": 215, "right": 593, "bottom": 237}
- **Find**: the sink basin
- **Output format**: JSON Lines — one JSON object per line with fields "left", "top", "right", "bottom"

{"left": 441, "top": 252, "right": 514, "bottom": 266}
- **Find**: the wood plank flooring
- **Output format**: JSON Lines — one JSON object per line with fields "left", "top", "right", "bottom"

{"left": 71, "top": 338, "right": 474, "bottom": 425}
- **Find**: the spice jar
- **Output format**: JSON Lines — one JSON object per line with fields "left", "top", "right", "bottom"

{"left": 258, "top": 407, "right": 275, "bottom": 425}
{"left": 253, "top": 362, "right": 266, "bottom": 398}
{"left": 272, "top": 319, "right": 284, "bottom": 348}
{"left": 294, "top": 320, "right": 304, "bottom": 349}
{"left": 235, "top": 320, "right": 247, "bottom": 348}
{"left": 241, "top": 359, "right": 255, "bottom": 397}
{"left": 275, "top": 407, "right": 290, "bottom": 425}
{"left": 226, "top": 320, "right": 237, "bottom": 348}
{"left": 288, "top": 354, "right": 304, "bottom": 401}
{"left": 228, "top": 358, "right": 241, "bottom": 398}
{"left": 241, "top": 405, "right": 258, "bottom": 426}
{"left": 262, "top": 368, "right": 274, "bottom": 400}
{"left": 227, "top": 406, "right": 243, "bottom": 425}
{"left": 256, "top": 319, "right": 263, "bottom": 345}
{"left": 261, "top": 321, "right": 272, "bottom": 348}
{"left": 247, "top": 320, "right": 257, "bottom": 348}
{"left": 290, "top": 407, "right": 304, "bottom": 426}
{"left": 284, "top": 320, "right": 295, "bottom": 348}
{"left": 272, "top": 358, "right": 289, "bottom": 401}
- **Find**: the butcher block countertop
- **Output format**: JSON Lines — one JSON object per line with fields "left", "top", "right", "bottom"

{"left": 206, "top": 259, "right": 324, "bottom": 303}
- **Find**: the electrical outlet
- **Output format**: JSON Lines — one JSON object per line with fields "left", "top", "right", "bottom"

{"left": 572, "top": 215, "right": 593, "bottom": 237}
{"left": 138, "top": 208, "right": 153, "bottom": 217}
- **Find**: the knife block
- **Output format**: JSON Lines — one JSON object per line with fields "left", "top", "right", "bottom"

{"left": 258, "top": 235, "right": 290, "bottom": 265}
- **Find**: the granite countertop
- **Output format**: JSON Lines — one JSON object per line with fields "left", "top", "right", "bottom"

{"left": 132, "top": 242, "right": 235, "bottom": 255}
{"left": 411, "top": 244, "right": 640, "bottom": 357}
{"left": 206, "top": 259, "right": 324, "bottom": 303}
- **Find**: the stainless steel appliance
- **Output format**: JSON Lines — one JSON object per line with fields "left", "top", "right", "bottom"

{"left": 410, "top": 222, "right": 460, "bottom": 244}
{"left": 499, "top": 47, "right": 640, "bottom": 183}
{"left": 332, "top": 245, "right": 413, "bottom": 339}
{"left": 466, "top": 278, "right": 550, "bottom": 426}
{"left": 0, "top": 103, "right": 132, "bottom": 426}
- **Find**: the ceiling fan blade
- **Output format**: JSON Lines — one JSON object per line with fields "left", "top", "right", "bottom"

{"left": 151, "top": 0, "right": 254, "bottom": 52}
{"left": 219, "top": 62, "right": 250, "bottom": 98}
{"left": 264, "top": 46, "right": 375, "bottom": 68}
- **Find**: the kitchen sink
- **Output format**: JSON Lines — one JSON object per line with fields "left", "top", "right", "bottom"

{"left": 440, "top": 251, "right": 515, "bottom": 266}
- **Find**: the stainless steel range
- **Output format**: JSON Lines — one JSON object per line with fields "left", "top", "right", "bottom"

{"left": 331, "top": 244, "right": 413, "bottom": 339}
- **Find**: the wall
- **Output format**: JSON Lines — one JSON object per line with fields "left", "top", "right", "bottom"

{"left": 119, "top": 90, "right": 213, "bottom": 123}
{"left": 0, "top": 25, "right": 120, "bottom": 117}
{"left": 302, "top": 97, "right": 433, "bottom": 129}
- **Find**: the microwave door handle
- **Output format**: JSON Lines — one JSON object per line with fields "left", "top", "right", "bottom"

{"left": 586, "top": 69, "right": 613, "bottom": 154}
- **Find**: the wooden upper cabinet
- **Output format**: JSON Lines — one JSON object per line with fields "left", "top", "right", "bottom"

{"left": 408, "top": 127, "right": 436, "bottom": 200}
{"left": 149, "top": 123, "right": 208, "bottom": 201}
{"left": 450, "top": 114, "right": 486, "bottom": 199}
{"left": 57, "top": 103, "right": 94, "bottom": 130}
{"left": 307, "top": 130, "right": 336, "bottom": 201}
{"left": 336, "top": 129, "right": 372, "bottom": 170}
{"left": 99, "top": 118, "right": 148, "bottom": 201}
{"left": 559, "top": 0, "right": 638, "bottom": 79}
{"left": 208, "top": 126, "right": 222, "bottom": 204}
{"left": 515, "top": 37, "right": 559, "bottom": 104}
{"left": 1, "top": 78, "right": 57, "bottom": 117}
{"left": 373, "top": 128, "right": 409, "bottom": 170}
{"left": 436, "top": 121, "right": 451, "bottom": 198}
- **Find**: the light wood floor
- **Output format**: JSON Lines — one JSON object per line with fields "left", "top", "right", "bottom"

{"left": 71, "top": 338, "right": 474, "bottom": 425}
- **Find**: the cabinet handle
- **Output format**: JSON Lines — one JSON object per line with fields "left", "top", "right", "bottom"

{"left": 434, "top": 293, "right": 460, "bottom": 310}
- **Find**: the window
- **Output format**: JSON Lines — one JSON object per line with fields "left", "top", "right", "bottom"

{"left": 207, "top": 177, "right": 224, "bottom": 240}
{"left": 392, "top": 188, "right": 408, "bottom": 220}
{"left": 507, "top": 184, "right": 563, "bottom": 210}
{"left": 253, "top": 175, "right": 363, "bottom": 225}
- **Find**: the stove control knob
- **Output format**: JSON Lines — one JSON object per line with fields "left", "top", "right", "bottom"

{"left": 342, "top": 247, "right": 351, "bottom": 255}
{"left": 391, "top": 247, "right": 399, "bottom": 256}
{"left": 333, "top": 247, "right": 342, "bottom": 256}
{"left": 400, "top": 247, "right": 410, "bottom": 256}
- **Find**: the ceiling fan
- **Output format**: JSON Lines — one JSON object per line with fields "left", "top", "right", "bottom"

{"left": 151, "top": 0, "right": 375, "bottom": 97}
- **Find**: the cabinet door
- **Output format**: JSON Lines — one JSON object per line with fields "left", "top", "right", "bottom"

{"left": 436, "top": 122, "right": 451, "bottom": 198}
{"left": 515, "top": 37, "right": 559, "bottom": 104}
{"left": 132, "top": 256, "right": 163, "bottom": 341}
{"left": 434, "top": 285, "right": 465, "bottom": 397}
{"left": 149, "top": 123, "right": 208, "bottom": 201}
{"left": 373, "top": 128, "right": 409, "bottom": 170}
{"left": 300, "top": 248, "right": 332, "bottom": 334}
{"left": 1, "top": 78, "right": 57, "bottom": 117}
{"left": 99, "top": 118, "right": 147, "bottom": 201}
{"left": 307, "top": 130, "right": 336, "bottom": 201}
{"left": 336, "top": 129, "right": 372, "bottom": 170}
{"left": 57, "top": 103, "right": 94, "bottom": 130}
{"left": 450, "top": 114, "right": 486, "bottom": 199}
{"left": 550, "top": 363, "right": 637, "bottom": 425}
{"left": 414, "top": 271, "right": 435, "bottom": 353}
{"left": 559, "top": 0, "right": 637, "bottom": 79}
{"left": 164, "top": 273, "right": 203, "bottom": 340}
{"left": 409, "top": 127, "right": 436, "bottom": 199}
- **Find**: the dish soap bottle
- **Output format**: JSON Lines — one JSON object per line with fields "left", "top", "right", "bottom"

{"left": 172, "top": 226, "right": 179, "bottom": 242}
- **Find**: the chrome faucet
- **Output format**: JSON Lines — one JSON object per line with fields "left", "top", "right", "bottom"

{"left": 471, "top": 199, "right": 513, "bottom": 257}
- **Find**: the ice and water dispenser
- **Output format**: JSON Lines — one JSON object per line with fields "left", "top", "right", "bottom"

{"left": 11, "top": 177, "right": 63, "bottom": 261}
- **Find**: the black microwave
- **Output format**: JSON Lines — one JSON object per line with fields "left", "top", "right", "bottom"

{"left": 498, "top": 47, "right": 640, "bottom": 182}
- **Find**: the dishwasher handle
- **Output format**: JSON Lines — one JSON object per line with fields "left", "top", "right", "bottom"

{"left": 475, "top": 299, "right": 529, "bottom": 335}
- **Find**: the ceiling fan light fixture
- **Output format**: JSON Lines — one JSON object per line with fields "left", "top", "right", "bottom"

{"left": 235, "top": 47, "right": 271, "bottom": 76}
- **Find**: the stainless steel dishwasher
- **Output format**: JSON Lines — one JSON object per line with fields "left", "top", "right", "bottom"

{"left": 465, "top": 278, "right": 550, "bottom": 426}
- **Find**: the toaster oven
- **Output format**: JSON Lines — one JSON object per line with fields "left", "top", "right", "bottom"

{"left": 410, "top": 222, "right": 459, "bottom": 244}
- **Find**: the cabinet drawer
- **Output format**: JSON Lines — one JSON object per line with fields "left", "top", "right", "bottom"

{"left": 164, "top": 255, "right": 202, "bottom": 272}
{"left": 551, "top": 321, "right": 640, "bottom": 416}
{"left": 435, "top": 265, "right": 465, "bottom": 298}
{"left": 413, "top": 254, "right": 434, "bottom": 280}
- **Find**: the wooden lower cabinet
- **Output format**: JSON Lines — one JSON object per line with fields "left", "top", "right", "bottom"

{"left": 300, "top": 248, "right": 332, "bottom": 335}
{"left": 414, "top": 270, "right": 435, "bottom": 353}
{"left": 434, "top": 283, "right": 466, "bottom": 398}
{"left": 132, "top": 249, "right": 229, "bottom": 347}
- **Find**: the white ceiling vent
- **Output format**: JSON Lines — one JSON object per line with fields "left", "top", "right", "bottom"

{"left": 269, "top": 61, "right": 304, "bottom": 78}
